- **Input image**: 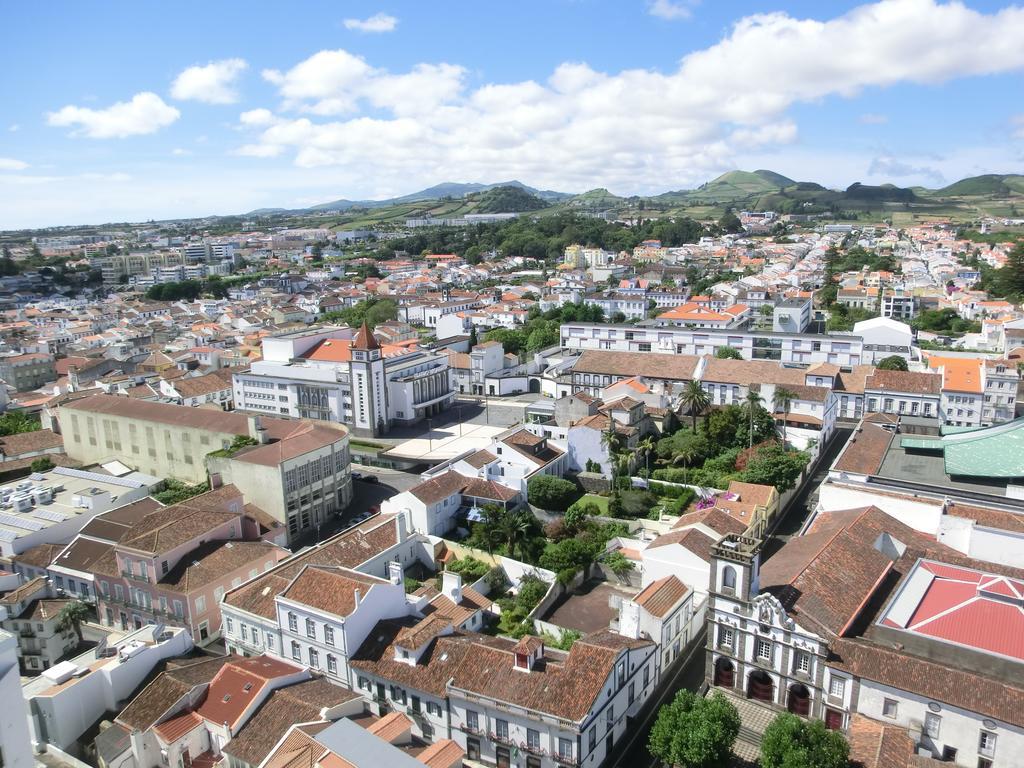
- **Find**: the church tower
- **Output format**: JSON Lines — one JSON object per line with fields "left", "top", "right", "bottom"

{"left": 350, "top": 321, "right": 387, "bottom": 436}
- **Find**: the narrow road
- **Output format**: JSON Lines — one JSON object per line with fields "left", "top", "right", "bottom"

{"left": 761, "top": 426, "right": 852, "bottom": 560}
{"left": 608, "top": 629, "right": 707, "bottom": 768}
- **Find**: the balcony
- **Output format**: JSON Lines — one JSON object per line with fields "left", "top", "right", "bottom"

{"left": 20, "top": 629, "right": 36, "bottom": 638}
{"left": 489, "top": 731, "right": 514, "bottom": 747}
{"left": 121, "top": 570, "right": 151, "bottom": 584}
{"left": 458, "top": 723, "right": 484, "bottom": 737}
{"left": 552, "top": 753, "right": 579, "bottom": 767}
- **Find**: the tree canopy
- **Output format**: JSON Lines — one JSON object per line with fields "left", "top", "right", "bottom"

{"left": 876, "top": 355, "right": 909, "bottom": 371}
{"left": 648, "top": 690, "right": 740, "bottom": 768}
{"left": 760, "top": 713, "right": 849, "bottom": 768}
{"left": 527, "top": 474, "right": 580, "bottom": 511}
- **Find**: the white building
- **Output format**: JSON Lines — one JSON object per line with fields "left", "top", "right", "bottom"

{"left": 0, "top": 629, "right": 34, "bottom": 768}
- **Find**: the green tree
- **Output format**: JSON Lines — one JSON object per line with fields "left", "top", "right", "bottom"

{"left": 718, "top": 210, "right": 743, "bottom": 234}
{"left": 527, "top": 474, "right": 579, "bottom": 511}
{"left": 539, "top": 538, "right": 597, "bottom": 579}
{"left": 773, "top": 386, "right": 797, "bottom": 446}
{"left": 0, "top": 412, "right": 40, "bottom": 436}
{"left": 760, "top": 713, "right": 849, "bottom": 768}
{"left": 56, "top": 600, "right": 92, "bottom": 644}
{"left": 30, "top": 457, "right": 55, "bottom": 472}
{"left": 603, "top": 550, "right": 635, "bottom": 578}
{"left": 679, "top": 380, "right": 711, "bottom": 432}
{"left": 743, "top": 390, "right": 764, "bottom": 450}
{"left": 876, "top": 355, "right": 909, "bottom": 371}
{"left": 648, "top": 690, "right": 739, "bottom": 768}
{"left": 714, "top": 346, "right": 742, "bottom": 360}
{"left": 740, "top": 444, "right": 808, "bottom": 492}
{"left": 564, "top": 501, "right": 597, "bottom": 531}
{"left": 484, "top": 328, "right": 528, "bottom": 356}
{"left": 468, "top": 326, "right": 478, "bottom": 347}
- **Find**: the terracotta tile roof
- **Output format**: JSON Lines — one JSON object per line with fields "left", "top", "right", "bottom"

{"left": 864, "top": 370, "right": 941, "bottom": 395}
{"left": 117, "top": 657, "right": 231, "bottom": 731}
{"left": 832, "top": 637, "right": 1024, "bottom": 729}
{"left": 12, "top": 543, "right": 62, "bottom": 569}
{"left": 351, "top": 622, "right": 652, "bottom": 722}
{"left": 224, "top": 515, "right": 402, "bottom": 620}
{"left": 0, "top": 428, "right": 63, "bottom": 457}
{"left": 633, "top": 575, "right": 689, "bottom": 618}
{"left": 80, "top": 498, "right": 164, "bottom": 541}
{"left": 223, "top": 679, "right": 361, "bottom": 766}
{"left": 670, "top": 507, "right": 748, "bottom": 537}
{"left": 462, "top": 450, "right": 496, "bottom": 469}
{"left": 366, "top": 711, "right": 411, "bottom": 743}
{"left": 408, "top": 470, "right": 518, "bottom": 506}
{"left": 416, "top": 739, "right": 464, "bottom": 768}
{"left": 833, "top": 416, "right": 897, "bottom": 476}
{"left": 161, "top": 540, "right": 284, "bottom": 593}
{"left": 154, "top": 711, "right": 204, "bottom": 743}
{"left": 281, "top": 565, "right": 388, "bottom": 618}
{"left": 574, "top": 350, "right": 700, "bottom": 381}
{"left": 171, "top": 372, "right": 233, "bottom": 398}
{"left": 197, "top": 656, "right": 304, "bottom": 730}
{"left": 926, "top": 355, "right": 983, "bottom": 394}
{"left": 647, "top": 527, "right": 718, "bottom": 561}
{"left": 230, "top": 422, "right": 348, "bottom": 467}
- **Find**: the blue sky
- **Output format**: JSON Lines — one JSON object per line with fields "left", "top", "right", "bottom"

{"left": 2, "top": 0, "right": 1023, "bottom": 228}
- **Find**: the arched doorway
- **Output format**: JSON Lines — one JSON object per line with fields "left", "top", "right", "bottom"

{"left": 787, "top": 683, "right": 811, "bottom": 716}
{"left": 713, "top": 657, "right": 735, "bottom": 688}
{"left": 747, "top": 670, "right": 774, "bottom": 702}
{"left": 529, "top": 378, "right": 540, "bottom": 393}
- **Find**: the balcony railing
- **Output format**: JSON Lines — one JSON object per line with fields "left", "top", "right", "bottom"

{"left": 552, "top": 753, "right": 579, "bottom": 767}
{"left": 458, "top": 723, "right": 484, "bottom": 736}
{"left": 121, "top": 570, "right": 151, "bottom": 583}
{"left": 489, "top": 731, "right": 514, "bottom": 747}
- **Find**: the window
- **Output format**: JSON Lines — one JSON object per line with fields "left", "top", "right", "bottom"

{"left": 240, "top": 624, "right": 248, "bottom": 642}
{"left": 924, "top": 712, "right": 941, "bottom": 739}
{"left": 291, "top": 640, "right": 300, "bottom": 661}
{"left": 882, "top": 699, "right": 898, "bottom": 719}
{"left": 288, "top": 612, "right": 298, "bottom": 632}
{"left": 721, "top": 566, "right": 737, "bottom": 592}
{"left": 326, "top": 654, "right": 337, "bottom": 675}
{"left": 643, "top": 665, "right": 650, "bottom": 688}
{"left": 266, "top": 632, "right": 275, "bottom": 649}
{"left": 522, "top": 728, "right": 539, "bottom": 750}
{"left": 756, "top": 639, "right": 772, "bottom": 662}
{"left": 793, "top": 651, "right": 811, "bottom": 675}
{"left": 828, "top": 676, "right": 846, "bottom": 698}
{"left": 495, "top": 719, "right": 509, "bottom": 740}
{"left": 195, "top": 595, "right": 206, "bottom": 614}
{"left": 466, "top": 710, "right": 479, "bottom": 731}
{"left": 225, "top": 617, "right": 234, "bottom": 634}
{"left": 558, "top": 738, "right": 572, "bottom": 759}
{"left": 629, "top": 681, "right": 635, "bottom": 705}
{"left": 324, "top": 625, "right": 334, "bottom": 645}
{"left": 306, "top": 618, "right": 315, "bottom": 638}
{"left": 718, "top": 627, "right": 734, "bottom": 649}
{"left": 978, "top": 731, "right": 996, "bottom": 758}
{"left": 427, "top": 702, "right": 442, "bottom": 717}
{"left": 589, "top": 726, "right": 596, "bottom": 752}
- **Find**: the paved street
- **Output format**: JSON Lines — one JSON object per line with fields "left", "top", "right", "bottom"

{"left": 608, "top": 630, "right": 707, "bottom": 768}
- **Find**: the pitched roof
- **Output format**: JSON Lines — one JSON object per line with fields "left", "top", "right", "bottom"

{"left": 574, "top": 350, "right": 699, "bottom": 381}
{"left": 117, "top": 657, "right": 231, "bottom": 731}
{"left": 408, "top": 470, "right": 518, "bottom": 506}
{"left": 864, "top": 369, "right": 941, "bottom": 395}
{"left": 352, "top": 321, "right": 381, "bottom": 351}
{"left": 280, "top": 565, "right": 387, "bottom": 618}
{"left": 646, "top": 527, "right": 718, "bottom": 561}
{"left": 633, "top": 575, "right": 689, "bottom": 618}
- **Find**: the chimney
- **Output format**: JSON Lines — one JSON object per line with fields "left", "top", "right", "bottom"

{"left": 442, "top": 571, "right": 463, "bottom": 604}
{"left": 388, "top": 561, "right": 403, "bottom": 587}
{"left": 353, "top": 588, "right": 361, "bottom": 607}
{"left": 247, "top": 415, "right": 268, "bottom": 444}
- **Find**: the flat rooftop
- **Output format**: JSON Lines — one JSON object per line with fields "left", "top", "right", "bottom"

{"left": 385, "top": 423, "right": 507, "bottom": 463}
{"left": 0, "top": 467, "right": 159, "bottom": 544}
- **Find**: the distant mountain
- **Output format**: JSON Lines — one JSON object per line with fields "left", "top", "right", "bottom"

{"left": 932, "top": 174, "right": 1024, "bottom": 197}
{"left": 844, "top": 182, "right": 916, "bottom": 202}
{"left": 659, "top": 169, "right": 799, "bottom": 204}
{"left": 306, "top": 180, "right": 572, "bottom": 213}
{"left": 468, "top": 185, "right": 549, "bottom": 213}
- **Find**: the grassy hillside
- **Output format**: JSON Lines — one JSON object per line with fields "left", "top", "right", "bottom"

{"left": 468, "top": 185, "right": 548, "bottom": 213}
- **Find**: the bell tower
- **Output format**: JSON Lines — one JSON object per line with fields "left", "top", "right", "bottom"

{"left": 350, "top": 321, "right": 387, "bottom": 436}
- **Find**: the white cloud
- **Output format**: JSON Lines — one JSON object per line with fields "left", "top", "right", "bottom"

{"left": 47, "top": 92, "right": 180, "bottom": 138}
{"left": 0, "top": 158, "right": 29, "bottom": 171}
{"left": 237, "top": 1, "right": 1024, "bottom": 198}
{"left": 239, "top": 108, "right": 279, "bottom": 126}
{"left": 8, "top": 124, "right": 19, "bottom": 132}
{"left": 859, "top": 112, "right": 889, "bottom": 124}
{"left": 648, "top": 0, "right": 697, "bottom": 20}
{"left": 171, "top": 58, "right": 248, "bottom": 104}
{"left": 1013, "top": 114, "right": 1024, "bottom": 139}
{"left": 171, "top": 148, "right": 192, "bottom": 156}
{"left": 867, "top": 155, "right": 944, "bottom": 184}
{"left": 343, "top": 12, "right": 397, "bottom": 33}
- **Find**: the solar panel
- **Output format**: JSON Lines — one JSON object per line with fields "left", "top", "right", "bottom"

{"left": 0, "top": 514, "right": 44, "bottom": 531}
{"left": 0, "top": 530, "right": 17, "bottom": 542}
{"left": 33, "top": 509, "right": 67, "bottom": 523}
{"left": 53, "top": 467, "right": 145, "bottom": 488}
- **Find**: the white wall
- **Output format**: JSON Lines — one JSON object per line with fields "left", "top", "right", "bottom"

{"left": 0, "top": 632, "right": 33, "bottom": 768}
{"left": 856, "top": 677, "right": 1022, "bottom": 767}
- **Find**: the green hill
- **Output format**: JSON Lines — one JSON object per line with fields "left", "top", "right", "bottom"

{"left": 844, "top": 183, "right": 916, "bottom": 202}
{"left": 934, "top": 174, "right": 1024, "bottom": 197}
{"left": 468, "top": 185, "right": 548, "bottom": 213}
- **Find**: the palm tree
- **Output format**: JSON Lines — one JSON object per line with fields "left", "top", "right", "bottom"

{"left": 743, "top": 390, "right": 764, "bottom": 450}
{"left": 500, "top": 510, "right": 534, "bottom": 561}
{"left": 56, "top": 600, "right": 91, "bottom": 645}
{"left": 601, "top": 420, "right": 622, "bottom": 490}
{"left": 637, "top": 435, "right": 656, "bottom": 477}
{"left": 773, "top": 387, "right": 797, "bottom": 448}
{"left": 679, "top": 380, "right": 711, "bottom": 432}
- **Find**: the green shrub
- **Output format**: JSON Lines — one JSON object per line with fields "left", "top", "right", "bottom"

{"left": 448, "top": 556, "right": 490, "bottom": 583}
{"left": 527, "top": 475, "right": 580, "bottom": 511}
